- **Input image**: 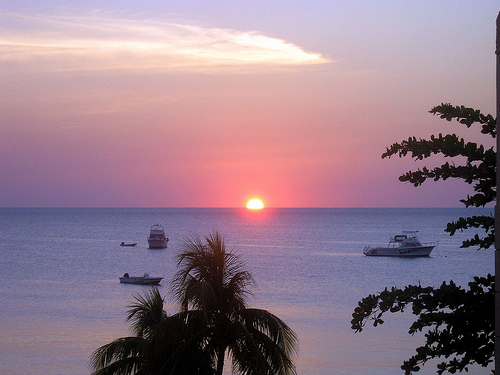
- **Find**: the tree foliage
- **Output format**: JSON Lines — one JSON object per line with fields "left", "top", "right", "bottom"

{"left": 382, "top": 103, "right": 496, "bottom": 249}
{"left": 352, "top": 104, "right": 496, "bottom": 374}
{"left": 351, "top": 275, "right": 494, "bottom": 374}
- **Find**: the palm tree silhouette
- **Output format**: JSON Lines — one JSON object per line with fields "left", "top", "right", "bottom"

{"left": 90, "top": 231, "right": 297, "bottom": 375}
{"left": 172, "top": 231, "right": 298, "bottom": 375}
{"left": 90, "top": 287, "right": 214, "bottom": 374}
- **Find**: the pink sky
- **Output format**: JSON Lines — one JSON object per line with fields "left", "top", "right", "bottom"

{"left": 0, "top": 1, "right": 497, "bottom": 207}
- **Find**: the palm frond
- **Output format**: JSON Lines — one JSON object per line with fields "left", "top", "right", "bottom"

{"left": 229, "top": 308, "right": 298, "bottom": 375}
{"left": 173, "top": 231, "right": 254, "bottom": 314}
{"left": 90, "top": 337, "right": 147, "bottom": 375}
{"left": 126, "top": 287, "right": 166, "bottom": 337}
{"left": 239, "top": 309, "right": 298, "bottom": 355}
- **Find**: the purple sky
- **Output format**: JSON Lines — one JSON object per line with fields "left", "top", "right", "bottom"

{"left": 0, "top": 1, "right": 497, "bottom": 207}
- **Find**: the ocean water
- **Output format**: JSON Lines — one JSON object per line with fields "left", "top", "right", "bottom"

{"left": 0, "top": 207, "right": 494, "bottom": 375}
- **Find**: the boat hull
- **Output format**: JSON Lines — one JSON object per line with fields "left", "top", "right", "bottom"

{"left": 147, "top": 239, "right": 168, "bottom": 249}
{"left": 119, "top": 276, "right": 163, "bottom": 285}
{"left": 364, "top": 246, "right": 434, "bottom": 257}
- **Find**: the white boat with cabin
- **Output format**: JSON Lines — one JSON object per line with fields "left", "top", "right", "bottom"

{"left": 363, "top": 231, "right": 437, "bottom": 257}
{"left": 119, "top": 273, "right": 163, "bottom": 285}
{"left": 147, "top": 224, "right": 169, "bottom": 249}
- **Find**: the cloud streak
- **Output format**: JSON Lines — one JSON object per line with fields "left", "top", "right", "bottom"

{"left": 0, "top": 13, "right": 328, "bottom": 73}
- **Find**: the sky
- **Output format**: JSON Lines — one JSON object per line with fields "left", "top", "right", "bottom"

{"left": 0, "top": 1, "right": 498, "bottom": 208}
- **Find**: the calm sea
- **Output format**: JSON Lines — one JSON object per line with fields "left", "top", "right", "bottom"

{"left": 0, "top": 208, "right": 494, "bottom": 375}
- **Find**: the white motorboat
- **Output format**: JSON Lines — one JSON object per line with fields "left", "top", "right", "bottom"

{"left": 147, "top": 224, "right": 169, "bottom": 249}
{"left": 363, "top": 231, "right": 437, "bottom": 257}
{"left": 119, "top": 273, "right": 163, "bottom": 285}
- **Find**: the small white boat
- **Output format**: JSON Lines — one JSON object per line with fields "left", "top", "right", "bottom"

{"left": 120, "top": 242, "right": 137, "bottom": 247}
{"left": 147, "top": 224, "right": 169, "bottom": 249}
{"left": 119, "top": 273, "right": 163, "bottom": 285}
{"left": 363, "top": 231, "right": 437, "bottom": 257}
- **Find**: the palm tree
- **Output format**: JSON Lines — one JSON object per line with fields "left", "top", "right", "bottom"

{"left": 172, "top": 231, "right": 298, "bottom": 375}
{"left": 90, "top": 287, "right": 164, "bottom": 375}
{"left": 90, "top": 231, "right": 298, "bottom": 375}
{"left": 90, "top": 287, "right": 214, "bottom": 375}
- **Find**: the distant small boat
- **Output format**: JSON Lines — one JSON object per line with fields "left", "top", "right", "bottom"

{"left": 119, "top": 273, "right": 163, "bottom": 285}
{"left": 148, "top": 224, "right": 169, "bottom": 249}
{"left": 363, "top": 231, "right": 437, "bottom": 257}
{"left": 120, "top": 242, "right": 137, "bottom": 247}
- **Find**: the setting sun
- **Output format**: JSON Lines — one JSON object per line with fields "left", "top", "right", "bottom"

{"left": 246, "top": 198, "right": 264, "bottom": 209}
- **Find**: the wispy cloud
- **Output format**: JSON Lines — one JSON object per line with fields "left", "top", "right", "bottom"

{"left": 0, "top": 13, "right": 328, "bottom": 73}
